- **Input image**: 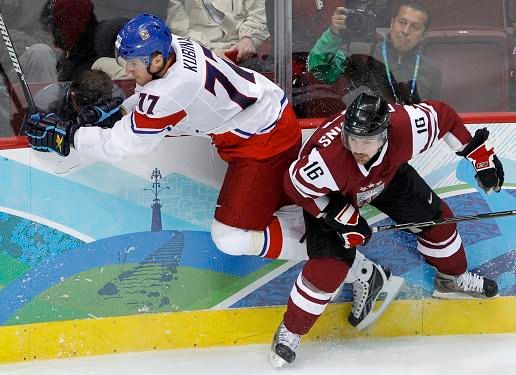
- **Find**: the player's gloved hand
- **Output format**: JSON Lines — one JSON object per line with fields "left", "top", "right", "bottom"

{"left": 323, "top": 200, "right": 372, "bottom": 248}
{"left": 456, "top": 128, "right": 504, "bottom": 193}
{"left": 76, "top": 96, "right": 123, "bottom": 128}
{"left": 24, "top": 112, "right": 79, "bottom": 157}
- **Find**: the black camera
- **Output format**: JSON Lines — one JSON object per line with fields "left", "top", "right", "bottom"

{"left": 344, "top": 0, "right": 378, "bottom": 42}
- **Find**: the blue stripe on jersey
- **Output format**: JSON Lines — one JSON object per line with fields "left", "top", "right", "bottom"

{"left": 258, "top": 228, "right": 269, "bottom": 257}
{"left": 233, "top": 128, "right": 254, "bottom": 137}
{"left": 258, "top": 94, "right": 288, "bottom": 133}
{"left": 260, "top": 122, "right": 276, "bottom": 133}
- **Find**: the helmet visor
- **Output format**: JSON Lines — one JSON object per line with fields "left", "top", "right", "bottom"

{"left": 115, "top": 49, "right": 149, "bottom": 70}
{"left": 342, "top": 128, "right": 387, "bottom": 161}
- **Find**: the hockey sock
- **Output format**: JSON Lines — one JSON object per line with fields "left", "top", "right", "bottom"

{"left": 417, "top": 202, "right": 467, "bottom": 275}
{"left": 284, "top": 258, "right": 350, "bottom": 334}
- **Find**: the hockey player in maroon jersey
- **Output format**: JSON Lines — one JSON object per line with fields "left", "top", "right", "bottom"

{"left": 269, "top": 93, "right": 504, "bottom": 367}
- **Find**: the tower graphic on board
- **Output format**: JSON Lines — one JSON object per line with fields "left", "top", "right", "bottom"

{"left": 144, "top": 168, "right": 169, "bottom": 232}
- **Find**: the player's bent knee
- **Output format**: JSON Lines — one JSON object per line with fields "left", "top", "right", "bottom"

{"left": 211, "top": 220, "right": 264, "bottom": 256}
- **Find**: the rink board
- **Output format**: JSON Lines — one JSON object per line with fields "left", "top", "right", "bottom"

{"left": 1, "top": 298, "right": 515, "bottom": 362}
{"left": 0, "top": 120, "right": 514, "bottom": 363}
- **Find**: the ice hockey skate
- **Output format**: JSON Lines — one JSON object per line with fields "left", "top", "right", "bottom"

{"left": 432, "top": 271, "right": 498, "bottom": 299}
{"left": 269, "top": 321, "right": 300, "bottom": 368}
{"left": 348, "top": 260, "right": 405, "bottom": 330}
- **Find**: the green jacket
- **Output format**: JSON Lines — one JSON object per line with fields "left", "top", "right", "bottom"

{"left": 308, "top": 28, "right": 442, "bottom": 100}
{"left": 307, "top": 28, "right": 349, "bottom": 84}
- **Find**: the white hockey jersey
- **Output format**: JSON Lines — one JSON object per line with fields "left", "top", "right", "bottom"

{"left": 75, "top": 35, "right": 299, "bottom": 161}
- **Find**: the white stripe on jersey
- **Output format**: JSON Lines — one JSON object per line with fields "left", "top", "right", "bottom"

{"left": 289, "top": 162, "right": 320, "bottom": 198}
{"left": 289, "top": 148, "right": 339, "bottom": 199}
{"left": 313, "top": 195, "right": 331, "bottom": 217}
{"left": 416, "top": 103, "right": 439, "bottom": 149}
{"left": 443, "top": 132, "right": 465, "bottom": 151}
{"left": 404, "top": 103, "right": 439, "bottom": 158}
{"left": 297, "top": 113, "right": 344, "bottom": 158}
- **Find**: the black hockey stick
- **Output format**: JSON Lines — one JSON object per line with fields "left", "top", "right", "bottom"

{"left": 0, "top": 12, "right": 37, "bottom": 115}
{"left": 372, "top": 209, "right": 516, "bottom": 233}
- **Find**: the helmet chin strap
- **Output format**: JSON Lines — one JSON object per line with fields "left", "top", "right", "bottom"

{"left": 147, "top": 55, "right": 173, "bottom": 80}
{"left": 364, "top": 139, "right": 388, "bottom": 170}
{"left": 148, "top": 63, "right": 165, "bottom": 80}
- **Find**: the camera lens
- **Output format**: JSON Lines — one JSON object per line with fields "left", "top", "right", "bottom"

{"left": 346, "top": 11, "right": 365, "bottom": 34}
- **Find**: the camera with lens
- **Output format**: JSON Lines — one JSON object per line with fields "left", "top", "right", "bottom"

{"left": 344, "top": 0, "right": 378, "bottom": 42}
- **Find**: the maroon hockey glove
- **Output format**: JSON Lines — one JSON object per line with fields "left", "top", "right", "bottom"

{"left": 457, "top": 128, "right": 504, "bottom": 193}
{"left": 323, "top": 201, "right": 372, "bottom": 248}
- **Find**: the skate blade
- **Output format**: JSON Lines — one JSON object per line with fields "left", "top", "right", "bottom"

{"left": 432, "top": 290, "right": 499, "bottom": 300}
{"left": 268, "top": 351, "right": 288, "bottom": 368}
{"left": 356, "top": 276, "right": 405, "bottom": 331}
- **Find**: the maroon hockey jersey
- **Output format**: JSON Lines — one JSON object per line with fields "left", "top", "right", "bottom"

{"left": 284, "top": 101, "right": 473, "bottom": 216}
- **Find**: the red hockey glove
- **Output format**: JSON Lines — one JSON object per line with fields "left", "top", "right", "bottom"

{"left": 323, "top": 200, "right": 372, "bottom": 249}
{"left": 457, "top": 128, "right": 504, "bottom": 193}
{"left": 339, "top": 225, "right": 371, "bottom": 248}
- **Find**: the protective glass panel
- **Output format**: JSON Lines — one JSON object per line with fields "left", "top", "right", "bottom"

{"left": 0, "top": 0, "right": 514, "bottom": 137}
{"left": 290, "top": 0, "right": 515, "bottom": 118}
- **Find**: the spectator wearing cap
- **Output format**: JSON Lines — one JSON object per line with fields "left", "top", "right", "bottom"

{"left": 40, "top": 0, "right": 129, "bottom": 81}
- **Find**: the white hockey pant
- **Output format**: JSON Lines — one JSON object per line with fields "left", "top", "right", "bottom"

{"left": 211, "top": 205, "right": 308, "bottom": 260}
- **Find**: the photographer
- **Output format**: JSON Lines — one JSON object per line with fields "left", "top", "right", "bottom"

{"left": 308, "top": 1, "right": 442, "bottom": 103}
{"left": 22, "top": 69, "right": 124, "bottom": 135}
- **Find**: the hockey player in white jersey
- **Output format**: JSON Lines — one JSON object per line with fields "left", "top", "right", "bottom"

{"left": 25, "top": 13, "right": 306, "bottom": 259}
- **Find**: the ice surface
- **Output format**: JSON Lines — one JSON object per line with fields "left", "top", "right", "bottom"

{"left": 1, "top": 333, "right": 515, "bottom": 375}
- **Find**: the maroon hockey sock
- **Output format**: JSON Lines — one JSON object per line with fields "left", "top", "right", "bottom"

{"left": 424, "top": 245, "right": 467, "bottom": 275}
{"left": 418, "top": 202, "right": 467, "bottom": 275}
{"left": 283, "top": 258, "right": 351, "bottom": 335}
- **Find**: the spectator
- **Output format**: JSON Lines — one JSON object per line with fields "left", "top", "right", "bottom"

{"left": 308, "top": 1, "right": 441, "bottom": 104}
{"left": 29, "top": 69, "right": 125, "bottom": 123}
{"left": 0, "top": 0, "right": 57, "bottom": 136}
{"left": 0, "top": 0, "right": 57, "bottom": 83}
{"left": 39, "top": 0, "right": 129, "bottom": 81}
{"left": 90, "top": 18, "right": 133, "bottom": 80}
{"left": 166, "top": 0, "right": 269, "bottom": 67}
{"left": 343, "top": 53, "right": 422, "bottom": 105}
{"left": 506, "top": 0, "right": 516, "bottom": 110}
